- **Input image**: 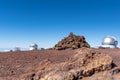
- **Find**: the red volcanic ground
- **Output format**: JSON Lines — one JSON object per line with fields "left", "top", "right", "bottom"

{"left": 0, "top": 49, "right": 74, "bottom": 77}
{"left": 0, "top": 48, "right": 120, "bottom": 78}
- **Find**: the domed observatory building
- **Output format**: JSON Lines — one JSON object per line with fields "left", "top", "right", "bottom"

{"left": 29, "top": 43, "right": 38, "bottom": 50}
{"left": 101, "top": 36, "right": 118, "bottom": 48}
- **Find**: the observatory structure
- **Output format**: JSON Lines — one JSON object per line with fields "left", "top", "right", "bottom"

{"left": 101, "top": 36, "right": 118, "bottom": 48}
{"left": 29, "top": 43, "right": 38, "bottom": 50}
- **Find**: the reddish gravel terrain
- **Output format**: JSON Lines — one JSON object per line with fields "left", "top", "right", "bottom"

{"left": 0, "top": 48, "right": 120, "bottom": 79}
{"left": 0, "top": 49, "right": 74, "bottom": 77}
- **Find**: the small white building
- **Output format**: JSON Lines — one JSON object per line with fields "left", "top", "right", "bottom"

{"left": 101, "top": 36, "right": 118, "bottom": 48}
{"left": 14, "top": 47, "right": 21, "bottom": 51}
{"left": 29, "top": 43, "right": 38, "bottom": 50}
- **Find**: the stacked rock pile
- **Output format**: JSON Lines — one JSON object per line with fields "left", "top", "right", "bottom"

{"left": 53, "top": 32, "right": 90, "bottom": 50}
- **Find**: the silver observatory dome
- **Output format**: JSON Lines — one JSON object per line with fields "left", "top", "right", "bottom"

{"left": 101, "top": 36, "right": 118, "bottom": 48}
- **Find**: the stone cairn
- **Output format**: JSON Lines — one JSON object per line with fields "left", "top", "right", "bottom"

{"left": 53, "top": 32, "right": 90, "bottom": 50}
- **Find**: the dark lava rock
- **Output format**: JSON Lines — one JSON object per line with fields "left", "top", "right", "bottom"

{"left": 53, "top": 32, "right": 90, "bottom": 50}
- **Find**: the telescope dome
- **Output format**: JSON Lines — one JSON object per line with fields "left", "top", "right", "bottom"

{"left": 101, "top": 36, "right": 118, "bottom": 48}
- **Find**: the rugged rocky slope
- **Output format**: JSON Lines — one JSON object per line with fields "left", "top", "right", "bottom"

{"left": 0, "top": 48, "right": 120, "bottom": 80}
{"left": 53, "top": 32, "right": 90, "bottom": 50}
{"left": 22, "top": 48, "right": 120, "bottom": 80}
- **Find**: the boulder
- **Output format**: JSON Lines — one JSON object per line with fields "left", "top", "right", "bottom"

{"left": 23, "top": 48, "right": 120, "bottom": 80}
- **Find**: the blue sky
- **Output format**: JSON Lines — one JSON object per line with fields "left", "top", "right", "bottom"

{"left": 0, "top": 0, "right": 120, "bottom": 50}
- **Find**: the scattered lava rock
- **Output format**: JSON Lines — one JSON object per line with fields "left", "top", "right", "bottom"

{"left": 22, "top": 48, "right": 120, "bottom": 80}
{"left": 0, "top": 48, "right": 120, "bottom": 80}
{"left": 53, "top": 32, "right": 90, "bottom": 50}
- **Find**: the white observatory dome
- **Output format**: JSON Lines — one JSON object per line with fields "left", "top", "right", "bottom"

{"left": 29, "top": 43, "right": 38, "bottom": 50}
{"left": 101, "top": 36, "right": 118, "bottom": 48}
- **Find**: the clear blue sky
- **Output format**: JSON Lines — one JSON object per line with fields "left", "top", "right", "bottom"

{"left": 0, "top": 0, "right": 120, "bottom": 49}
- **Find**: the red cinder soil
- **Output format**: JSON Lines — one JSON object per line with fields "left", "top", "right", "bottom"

{"left": 0, "top": 48, "right": 120, "bottom": 79}
{"left": 0, "top": 49, "right": 74, "bottom": 77}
